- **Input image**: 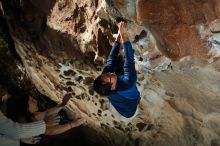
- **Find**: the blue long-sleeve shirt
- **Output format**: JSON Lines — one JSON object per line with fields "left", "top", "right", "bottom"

{"left": 102, "top": 41, "right": 140, "bottom": 118}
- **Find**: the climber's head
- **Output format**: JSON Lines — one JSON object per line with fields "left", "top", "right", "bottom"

{"left": 93, "top": 72, "right": 117, "bottom": 96}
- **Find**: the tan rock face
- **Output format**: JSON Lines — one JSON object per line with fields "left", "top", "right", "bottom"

{"left": 136, "top": 0, "right": 220, "bottom": 59}
{"left": 1, "top": 0, "right": 220, "bottom": 146}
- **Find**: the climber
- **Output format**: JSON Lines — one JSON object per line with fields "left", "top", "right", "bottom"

{"left": 0, "top": 85, "right": 46, "bottom": 146}
{"left": 93, "top": 22, "right": 140, "bottom": 121}
{"left": 5, "top": 91, "right": 87, "bottom": 145}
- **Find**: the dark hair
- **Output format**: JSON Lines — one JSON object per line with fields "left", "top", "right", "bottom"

{"left": 93, "top": 75, "right": 113, "bottom": 96}
{"left": 6, "top": 91, "right": 32, "bottom": 122}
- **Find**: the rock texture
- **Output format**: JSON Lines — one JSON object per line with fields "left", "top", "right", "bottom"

{"left": 1, "top": 0, "right": 220, "bottom": 146}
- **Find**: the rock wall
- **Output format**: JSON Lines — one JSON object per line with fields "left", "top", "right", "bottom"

{"left": 1, "top": 0, "right": 220, "bottom": 146}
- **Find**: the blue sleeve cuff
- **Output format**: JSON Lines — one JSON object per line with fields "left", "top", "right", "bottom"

{"left": 122, "top": 41, "right": 131, "bottom": 46}
{"left": 113, "top": 41, "right": 120, "bottom": 47}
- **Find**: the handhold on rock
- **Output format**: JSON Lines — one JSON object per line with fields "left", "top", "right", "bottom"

{"left": 210, "top": 19, "right": 220, "bottom": 33}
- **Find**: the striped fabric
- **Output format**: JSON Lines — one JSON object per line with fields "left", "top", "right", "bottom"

{"left": 0, "top": 111, "right": 46, "bottom": 146}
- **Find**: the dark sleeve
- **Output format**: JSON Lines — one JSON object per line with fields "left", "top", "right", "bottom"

{"left": 117, "top": 41, "right": 137, "bottom": 89}
{"left": 102, "top": 42, "right": 120, "bottom": 73}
